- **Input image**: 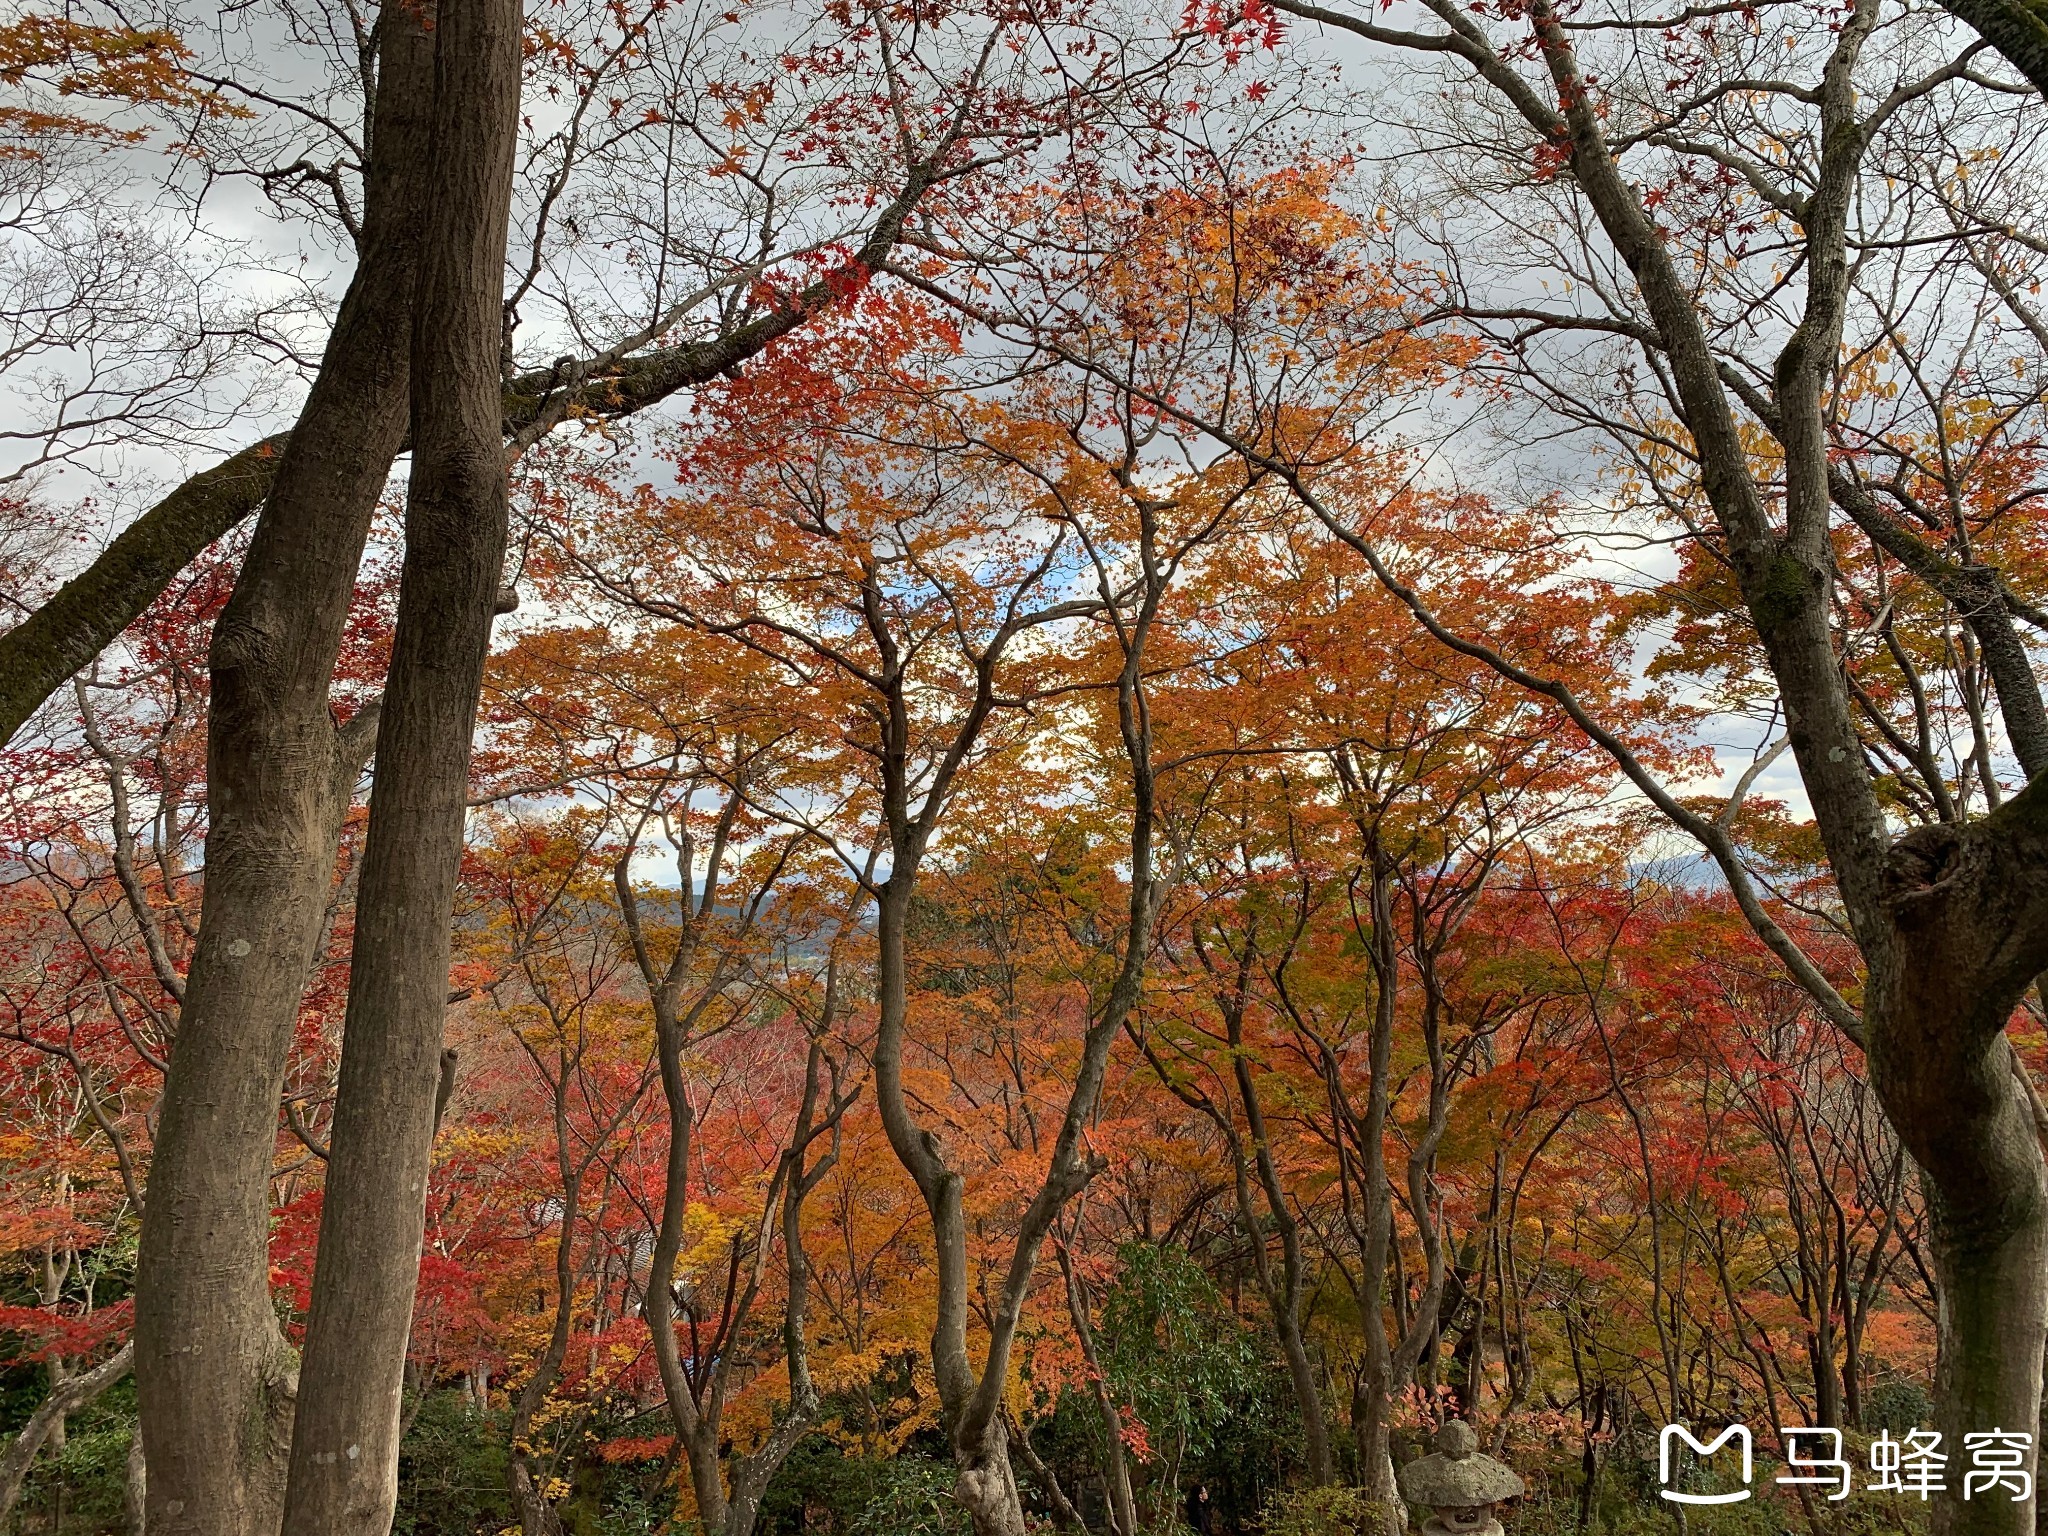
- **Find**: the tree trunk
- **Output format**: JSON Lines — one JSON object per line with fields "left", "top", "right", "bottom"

{"left": 2036, "top": 1329, "right": 2048, "bottom": 1536}
{"left": 1276, "top": 1305, "right": 1333, "bottom": 1482}
{"left": 853, "top": 440, "right": 1172, "bottom": 1536}
{"left": 954, "top": 1416, "right": 1031, "bottom": 1536}
{"left": 1932, "top": 1194, "right": 2048, "bottom": 1520}
{"left": 1094, "top": 1389, "right": 1139, "bottom": 1536}
{"left": 125, "top": 1418, "right": 147, "bottom": 1536}
{"left": 1938, "top": 0, "right": 2048, "bottom": 101}
{"left": 1396, "top": 4, "right": 2048, "bottom": 1531}
{"left": 1810, "top": 1320, "right": 1842, "bottom": 1430}
{"left": 632, "top": 936, "right": 734, "bottom": 1536}
{"left": 1868, "top": 950, "right": 2048, "bottom": 1536}
{"left": 277, "top": 0, "right": 522, "bottom": 1529}
{"left": 506, "top": 1461, "right": 566, "bottom": 1536}
{"left": 1354, "top": 1371, "right": 1406, "bottom": 1536}
{"left": 43, "top": 1359, "right": 67, "bottom": 1453}
{"left": 1521, "top": 0, "right": 2048, "bottom": 1515}
{"left": 0, "top": 437, "right": 284, "bottom": 746}
{"left": 504, "top": 1060, "right": 580, "bottom": 1536}
{"left": 1228, "top": 1018, "right": 1334, "bottom": 1486}
{"left": 129, "top": 12, "right": 435, "bottom": 1535}
{"left": 0, "top": 133, "right": 939, "bottom": 754}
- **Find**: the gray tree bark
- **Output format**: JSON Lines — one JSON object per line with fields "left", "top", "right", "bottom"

{"left": 117, "top": 38, "right": 944, "bottom": 1536}
{"left": 86, "top": 23, "right": 952, "bottom": 1536}
{"left": 277, "top": 0, "right": 522, "bottom": 1528}
{"left": 0, "top": 437, "right": 286, "bottom": 744}
{"left": 128, "top": 11, "right": 435, "bottom": 1534}
{"left": 1940, "top": 0, "right": 2048, "bottom": 99}
{"left": 124, "top": 1417, "right": 146, "bottom": 1536}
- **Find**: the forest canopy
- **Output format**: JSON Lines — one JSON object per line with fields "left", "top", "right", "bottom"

{"left": 3, "top": 1, "right": 2048, "bottom": 1535}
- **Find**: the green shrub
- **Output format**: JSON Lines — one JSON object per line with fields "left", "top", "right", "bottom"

{"left": 391, "top": 1391, "right": 511, "bottom": 1536}
{"left": 1260, "top": 1485, "right": 1380, "bottom": 1536}
{"left": 1100, "top": 1243, "right": 1274, "bottom": 1473}
{"left": 849, "top": 1456, "right": 971, "bottom": 1536}
{"left": 1865, "top": 1379, "right": 1934, "bottom": 1434}
{"left": 12, "top": 1379, "right": 137, "bottom": 1535}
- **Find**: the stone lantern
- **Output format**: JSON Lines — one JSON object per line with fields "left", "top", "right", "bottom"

{"left": 1397, "top": 1420, "right": 1524, "bottom": 1536}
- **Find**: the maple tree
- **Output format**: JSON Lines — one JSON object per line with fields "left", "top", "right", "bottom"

{"left": 4, "top": 2, "right": 2048, "bottom": 1535}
